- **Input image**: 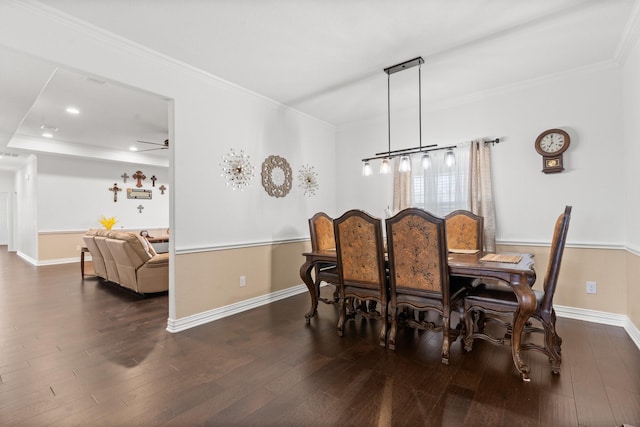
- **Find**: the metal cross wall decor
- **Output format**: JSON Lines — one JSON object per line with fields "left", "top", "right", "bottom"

{"left": 120, "top": 172, "right": 129, "bottom": 183}
{"left": 133, "top": 170, "right": 146, "bottom": 188}
{"left": 159, "top": 185, "right": 167, "bottom": 195}
{"left": 137, "top": 204, "right": 144, "bottom": 213}
{"left": 108, "top": 183, "right": 122, "bottom": 202}
{"left": 150, "top": 175, "right": 157, "bottom": 187}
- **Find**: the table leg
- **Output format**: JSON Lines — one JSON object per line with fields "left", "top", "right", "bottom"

{"left": 300, "top": 258, "right": 319, "bottom": 324}
{"left": 510, "top": 273, "right": 537, "bottom": 382}
{"left": 80, "top": 249, "right": 86, "bottom": 278}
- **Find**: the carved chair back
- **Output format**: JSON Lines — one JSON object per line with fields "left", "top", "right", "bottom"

{"left": 309, "top": 212, "right": 335, "bottom": 251}
{"left": 333, "top": 209, "right": 386, "bottom": 290}
{"left": 308, "top": 212, "right": 339, "bottom": 302}
{"left": 539, "top": 205, "right": 572, "bottom": 317}
{"left": 445, "top": 210, "right": 484, "bottom": 251}
{"left": 333, "top": 209, "right": 388, "bottom": 346}
{"left": 386, "top": 208, "right": 450, "bottom": 301}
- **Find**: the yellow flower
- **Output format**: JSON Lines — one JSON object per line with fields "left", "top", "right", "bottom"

{"left": 99, "top": 216, "right": 117, "bottom": 230}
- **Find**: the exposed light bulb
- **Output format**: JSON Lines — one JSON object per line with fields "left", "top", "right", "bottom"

{"left": 444, "top": 149, "right": 456, "bottom": 167}
{"left": 362, "top": 161, "right": 372, "bottom": 176}
{"left": 399, "top": 155, "right": 411, "bottom": 172}
{"left": 380, "top": 158, "right": 391, "bottom": 174}
{"left": 421, "top": 153, "right": 431, "bottom": 169}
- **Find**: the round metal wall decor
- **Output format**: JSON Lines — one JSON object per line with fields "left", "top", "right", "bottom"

{"left": 298, "top": 164, "right": 319, "bottom": 197}
{"left": 261, "top": 155, "right": 292, "bottom": 198}
{"left": 220, "top": 149, "right": 255, "bottom": 191}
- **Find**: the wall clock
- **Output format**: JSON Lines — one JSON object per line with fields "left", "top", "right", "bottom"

{"left": 261, "top": 155, "right": 292, "bottom": 198}
{"left": 534, "top": 128, "right": 570, "bottom": 174}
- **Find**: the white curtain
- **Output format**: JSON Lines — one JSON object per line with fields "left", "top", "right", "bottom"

{"left": 410, "top": 142, "right": 472, "bottom": 217}
{"left": 393, "top": 139, "right": 497, "bottom": 250}
{"left": 470, "top": 140, "right": 496, "bottom": 251}
{"left": 392, "top": 158, "right": 412, "bottom": 214}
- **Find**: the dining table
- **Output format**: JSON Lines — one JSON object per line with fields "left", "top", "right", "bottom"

{"left": 300, "top": 249, "right": 537, "bottom": 381}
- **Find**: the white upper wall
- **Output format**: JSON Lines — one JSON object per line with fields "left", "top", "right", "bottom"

{"left": 337, "top": 64, "right": 624, "bottom": 246}
{"left": 0, "top": 170, "right": 15, "bottom": 192}
{"left": 623, "top": 29, "right": 640, "bottom": 251}
{"left": 37, "top": 155, "right": 169, "bottom": 232}
{"left": 15, "top": 156, "right": 37, "bottom": 259}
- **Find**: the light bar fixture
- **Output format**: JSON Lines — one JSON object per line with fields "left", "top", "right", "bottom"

{"left": 362, "top": 56, "right": 438, "bottom": 175}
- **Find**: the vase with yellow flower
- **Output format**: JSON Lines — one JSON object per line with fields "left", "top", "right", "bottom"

{"left": 99, "top": 216, "right": 117, "bottom": 230}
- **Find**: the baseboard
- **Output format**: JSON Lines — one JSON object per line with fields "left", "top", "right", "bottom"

{"left": 555, "top": 304, "right": 627, "bottom": 326}
{"left": 17, "top": 251, "right": 37, "bottom": 266}
{"left": 625, "top": 317, "right": 640, "bottom": 350}
{"left": 37, "top": 257, "right": 81, "bottom": 266}
{"left": 166, "top": 284, "right": 309, "bottom": 333}
{"left": 17, "top": 252, "right": 83, "bottom": 266}
{"left": 555, "top": 304, "right": 640, "bottom": 350}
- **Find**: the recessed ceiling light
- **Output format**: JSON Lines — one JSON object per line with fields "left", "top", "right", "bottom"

{"left": 129, "top": 146, "right": 138, "bottom": 152}
{"left": 42, "top": 132, "right": 53, "bottom": 138}
{"left": 40, "top": 124, "right": 59, "bottom": 132}
{"left": 65, "top": 107, "right": 80, "bottom": 115}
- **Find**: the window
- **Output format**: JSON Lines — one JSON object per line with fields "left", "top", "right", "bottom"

{"left": 411, "top": 143, "right": 471, "bottom": 216}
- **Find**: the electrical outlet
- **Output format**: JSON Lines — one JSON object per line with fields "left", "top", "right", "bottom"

{"left": 586, "top": 281, "right": 597, "bottom": 294}
{"left": 239, "top": 275, "right": 246, "bottom": 287}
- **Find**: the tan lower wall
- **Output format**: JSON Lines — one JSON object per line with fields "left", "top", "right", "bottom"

{"left": 627, "top": 252, "right": 640, "bottom": 330}
{"left": 37, "top": 228, "right": 169, "bottom": 262}
{"left": 36, "top": 233, "right": 640, "bottom": 333}
{"left": 38, "top": 232, "right": 86, "bottom": 261}
{"left": 498, "top": 244, "right": 627, "bottom": 314}
{"left": 174, "top": 240, "right": 311, "bottom": 319}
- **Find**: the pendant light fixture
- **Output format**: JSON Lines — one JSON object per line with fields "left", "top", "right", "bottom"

{"left": 360, "top": 57, "right": 498, "bottom": 175}
{"left": 444, "top": 148, "right": 456, "bottom": 167}
{"left": 362, "top": 57, "right": 437, "bottom": 175}
{"left": 421, "top": 152, "right": 431, "bottom": 169}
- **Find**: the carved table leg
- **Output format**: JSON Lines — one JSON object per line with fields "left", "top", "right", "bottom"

{"left": 510, "top": 273, "right": 537, "bottom": 382}
{"left": 300, "top": 258, "right": 318, "bottom": 324}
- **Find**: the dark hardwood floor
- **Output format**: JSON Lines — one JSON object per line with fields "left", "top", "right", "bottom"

{"left": 1, "top": 248, "right": 639, "bottom": 426}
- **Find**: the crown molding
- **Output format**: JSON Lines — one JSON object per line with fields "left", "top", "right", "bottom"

{"left": 614, "top": 0, "right": 640, "bottom": 65}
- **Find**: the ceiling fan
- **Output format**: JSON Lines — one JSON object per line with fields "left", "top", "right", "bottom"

{"left": 136, "top": 139, "right": 169, "bottom": 152}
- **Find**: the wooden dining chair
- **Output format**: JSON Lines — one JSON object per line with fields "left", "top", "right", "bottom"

{"left": 333, "top": 209, "right": 388, "bottom": 347}
{"left": 445, "top": 210, "right": 485, "bottom": 290}
{"left": 463, "top": 206, "right": 572, "bottom": 374}
{"left": 445, "top": 210, "right": 484, "bottom": 251}
{"left": 308, "top": 212, "right": 339, "bottom": 304}
{"left": 386, "top": 208, "right": 466, "bottom": 364}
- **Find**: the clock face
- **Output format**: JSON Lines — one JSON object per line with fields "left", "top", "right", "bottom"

{"left": 539, "top": 133, "right": 566, "bottom": 154}
{"left": 535, "top": 128, "right": 570, "bottom": 157}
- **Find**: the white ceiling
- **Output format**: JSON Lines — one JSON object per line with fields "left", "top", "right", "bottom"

{"left": 0, "top": 0, "right": 638, "bottom": 169}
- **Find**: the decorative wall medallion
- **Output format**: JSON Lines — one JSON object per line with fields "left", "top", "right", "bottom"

{"left": 261, "top": 155, "right": 292, "bottom": 198}
{"left": 298, "top": 164, "right": 319, "bottom": 197}
{"left": 221, "top": 149, "right": 255, "bottom": 190}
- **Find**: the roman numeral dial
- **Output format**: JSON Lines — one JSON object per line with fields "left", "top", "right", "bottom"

{"left": 535, "top": 128, "right": 570, "bottom": 174}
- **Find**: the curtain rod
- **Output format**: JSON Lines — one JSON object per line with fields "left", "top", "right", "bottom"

{"left": 362, "top": 138, "right": 500, "bottom": 162}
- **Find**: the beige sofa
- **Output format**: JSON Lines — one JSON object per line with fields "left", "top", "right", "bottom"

{"left": 83, "top": 229, "right": 168, "bottom": 294}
